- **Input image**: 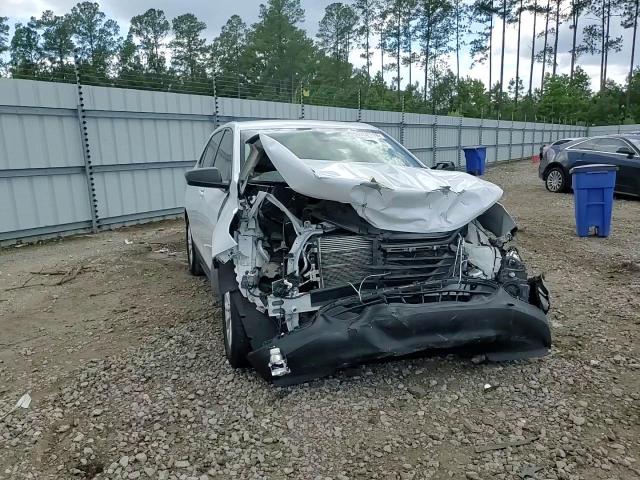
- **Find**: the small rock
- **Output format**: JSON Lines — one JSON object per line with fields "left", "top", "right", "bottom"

{"left": 119, "top": 456, "right": 129, "bottom": 468}
{"left": 175, "top": 460, "right": 190, "bottom": 468}
{"left": 407, "top": 385, "right": 426, "bottom": 399}
{"left": 571, "top": 415, "right": 586, "bottom": 426}
{"left": 135, "top": 452, "right": 147, "bottom": 464}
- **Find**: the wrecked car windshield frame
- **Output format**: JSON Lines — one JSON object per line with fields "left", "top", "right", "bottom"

{"left": 240, "top": 128, "right": 424, "bottom": 168}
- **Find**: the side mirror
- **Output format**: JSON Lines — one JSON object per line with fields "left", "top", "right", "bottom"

{"left": 185, "top": 167, "right": 228, "bottom": 189}
{"left": 616, "top": 146, "right": 635, "bottom": 158}
{"left": 434, "top": 161, "right": 456, "bottom": 171}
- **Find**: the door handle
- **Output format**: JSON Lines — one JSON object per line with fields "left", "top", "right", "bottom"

{"left": 199, "top": 188, "right": 205, "bottom": 197}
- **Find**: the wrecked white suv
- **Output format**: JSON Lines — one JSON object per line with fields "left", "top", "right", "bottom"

{"left": 184, "top": 120, "right": 551, "bottom": 385}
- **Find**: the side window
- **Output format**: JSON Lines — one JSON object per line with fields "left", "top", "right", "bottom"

{"left": 591, "top": 138, "right": 628, "bottom": 154}
{"left": 199, "top": 131, "right": 223, "bottom": 168}
{"left": 213, "top": 130, "right": 233, "bottom": 183}
{"left": 573, "top": 139, "right": 597, "bottom": 150}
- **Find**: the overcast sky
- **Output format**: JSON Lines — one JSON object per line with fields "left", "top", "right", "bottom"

{"left": 1, "top": 0, "right": 636, "bottom": 92}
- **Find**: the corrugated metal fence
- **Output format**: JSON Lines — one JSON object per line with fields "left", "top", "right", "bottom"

{"left": 1, "top": 78, "right": 590, "bottom": 244}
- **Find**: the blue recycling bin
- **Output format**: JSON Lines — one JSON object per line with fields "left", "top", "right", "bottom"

{"left": 570, "top": 164, "right": 618, "bottom": 238}
{"left": 462, "top": 146, "right": 487, "bottom": 176}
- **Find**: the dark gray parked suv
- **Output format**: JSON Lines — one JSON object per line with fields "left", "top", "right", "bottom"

{"left": 538, "top": 135, "right": 640, "bottom": 195}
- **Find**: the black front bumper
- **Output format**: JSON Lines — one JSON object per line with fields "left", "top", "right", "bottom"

{"left": 247, "top": 281, "right": 551, "bottom": 385}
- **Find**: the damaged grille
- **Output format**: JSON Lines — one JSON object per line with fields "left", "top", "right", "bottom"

{"left": 317, "top": 233, "right": 457, "bottom": 289}
{"left": 317, "top": 235, "right": 374, "bottom": 288}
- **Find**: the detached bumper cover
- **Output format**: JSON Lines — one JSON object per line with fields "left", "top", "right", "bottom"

{"left": 248, "top": 282, "right": 551, "bottom": 385}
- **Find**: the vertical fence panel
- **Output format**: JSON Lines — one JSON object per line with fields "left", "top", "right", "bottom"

{"left": 0, "top": 79, "right": 93, "bottom": 243}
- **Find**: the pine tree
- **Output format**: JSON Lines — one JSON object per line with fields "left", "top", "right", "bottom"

{"left": 383, "top": 0, "right": 415, "bottom": 95}
{"left": 210, "top": 15, "right": 248, "bottom": 97}
{"left": 36, "top": 11, "right": 75, "bottom": 74}
{"left": 496, "top": 0, "right": 517, "bottom": 109}
{"left": 10, "top": 20, "right": 42, "bottom": 77}
{"left": 242, "top": 0, "right": 315, "bottom": 100}
{"left": 398, "top": 0, "right": 418, "bottom": 87}
{"left": 170, "top": 14, "right": 207, "bottom": 80}
{"left": 130, "top": 8, "right": 170, "bottom": 74}
{"left": 451, "top": 0, "right": 470, "bottom": 86}
{"left": 0, "top": 17, "right": 9, "bottom": 74}
{"left": 527, "top": 0, "right": 540, "bottom": 97}
{"left": 353, "top": 0, "right": 379, "bottom": 82}
{"left": 415, "top": 0, "right": 454, "bottom": 105}
{"left": 621, "top": 0, "right": 639, "bottom": 110}
{"left": 514, "top": 0, "right": 523, "bottom": 105}
{"left": 470, "top": 0, "right": 495, "bottom": 92}
{"left": 540, "top": 0, "right": 551, "bottom": 91}
{"left": 71, "top": 2, "right": 120, "bottom": 75}
{"left": 568, "top": 0, "right": 590, "bottom": 80}
{"left": 118, "top": 29, "right": 143, "bottom": 75}
{"left": 578, "top": 0, "right": 622, "bottom": 90}
{"left": 551, "top": 0, "right": 563, "bottom": 76}
{"left": 317, "top": 3, "right": 359, "bottom": 63}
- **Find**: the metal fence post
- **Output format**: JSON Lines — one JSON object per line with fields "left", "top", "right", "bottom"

{"left": 73, "top": 53, "right": 98, "bottom": 234}
{"left": 212, "top": 73, "right": 219, "bottom": 127}
{"left": 357, "top": 89, "right": 362, "bottom": 122}
{"left": 508, "top": 113, "right": 514, "bottom": 161}
{"left": 479, "top": 109, "right": 484, "bottom": 146}
{"left": 532, "top": 117, "right": 536, "bottom": 158}
{"left": 299, "top": 80, "right": 305, "bottom": 120}
{"left": 495, "top": 113, "right": 500, "bottom": 164}
{"left": 457, "top": 114, "right": 463, "bottom": 168}
{"left": 432, "top": 115, "right": 438, "bottom": 166}
{"left": 400, "top": 96, "right": 406, "bottom": 146}
{"left": 521, "top": 114, "right": 526, "bottom": 160}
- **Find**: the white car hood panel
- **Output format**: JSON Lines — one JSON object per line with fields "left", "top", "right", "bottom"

{"left": 260, "top": 134, "right": 503, "bottom": 233}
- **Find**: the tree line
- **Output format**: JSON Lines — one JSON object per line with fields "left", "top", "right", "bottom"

{"left": 0, "top": 0, "right": 639, "bottom": 125}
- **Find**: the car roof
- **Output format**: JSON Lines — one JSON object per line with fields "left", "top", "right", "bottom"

{"left": 225, "top": 119, "right": 377, "bottom": 131}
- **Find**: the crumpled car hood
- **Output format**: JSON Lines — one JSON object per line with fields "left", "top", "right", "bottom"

{"left": 260, "top": 134, "right": 504, "bottom": 234}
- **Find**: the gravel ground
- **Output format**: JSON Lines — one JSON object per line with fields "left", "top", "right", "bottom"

{"left": 1, "top": 160, "right": 639, "bottom": 480}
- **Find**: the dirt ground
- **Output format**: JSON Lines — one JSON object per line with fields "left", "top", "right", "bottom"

{"left": 1, "top": 160, "right": 639, "bottom": 480}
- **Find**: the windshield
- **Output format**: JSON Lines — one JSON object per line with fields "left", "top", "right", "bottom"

{"left": 264, "top": 129, "right": 422, "bottom": 168}
{"left": 627, "top": 136, "right": 640, "bottom": 150}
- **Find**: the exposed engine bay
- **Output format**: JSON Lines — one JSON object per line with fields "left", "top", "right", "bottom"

{"left": 202, "top": 125, "right": 551, "bottom": 384}
{"left": 234, "top": 185, "right": 548, "bottom": 332}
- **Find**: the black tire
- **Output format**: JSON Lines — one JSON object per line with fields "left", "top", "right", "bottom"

{"left": 545, "top": 166, "right": 567, "bottom": 193}
{"left": 222, "top": 290, "right": 251, "bottom": 368}
{"left": 186, "top": 220, "right": 204, "bottom": 276}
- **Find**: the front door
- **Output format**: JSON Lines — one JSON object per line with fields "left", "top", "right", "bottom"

{"left": 188, "top": 131, "right": 223, "bottom": 256}
{"left": 201, "top": 129, "right": 234, "bottom": 265}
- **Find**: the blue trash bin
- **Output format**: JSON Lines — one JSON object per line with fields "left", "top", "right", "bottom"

{"left": 462, "top": 146, "right": 487, "bottom": 176}
{"left": 570, "top": 164, "right": 618, "bottom": 238}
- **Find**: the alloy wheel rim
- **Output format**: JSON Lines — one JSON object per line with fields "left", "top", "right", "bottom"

{"left": 547, "top": 170, "right": 563, "bottom": 191}
{"left": 224, "top": 291, "right": 232, "bottom": 349}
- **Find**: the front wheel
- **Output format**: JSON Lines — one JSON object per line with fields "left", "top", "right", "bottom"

{"left": 545, "top": 167, "right": 567, "bottom": 193}
{"left": 186, "top": 221, "right": 204, "bottom": 276}
{"left": 222, "top": 291, "right": 251, "bottom": 368}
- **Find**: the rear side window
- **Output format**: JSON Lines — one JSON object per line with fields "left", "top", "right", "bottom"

{"left": 552, "top": 139, "right": 571, "bottom": 147}
{"left": 214, "top": 130, "right": 233, "bottom": 183}
{"left": 575, "top": 137, "right": 627, "bottom": 153}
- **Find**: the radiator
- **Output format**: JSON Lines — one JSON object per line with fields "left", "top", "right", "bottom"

{"left": 316, "top": 233, "right": 456, "bottom": 289}
{"left": 317, "top": 235, "right": 374, "bottom": 289}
